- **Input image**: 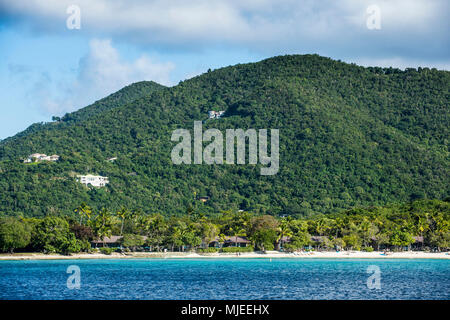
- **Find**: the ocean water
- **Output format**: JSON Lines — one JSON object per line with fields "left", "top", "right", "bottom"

{"left": 0, "top": 258, "right": 448, "bottom": 300}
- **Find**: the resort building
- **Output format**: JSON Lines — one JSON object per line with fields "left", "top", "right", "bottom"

{"left": 23, "top": 153, "right": 60, "bottom": 163}
{"left": 91, "top": 235, "right": 123, "bottom": 248}
{"left": 224, "top": 236, "right": 251, "bottom": 247}
{"left": 209, "top": 236, "right": 251, "bottom": 248}
{"left": 76, "top": 174, "right": 109, "bottom": 187}
{"left": 277, "top": 236, "right": 291, "bottom": 250}
{"left": 208, "top": 110, "right": 225, "bottom": 119}
{"left": 91, "top": 235, "right": 148, "bottom": 248}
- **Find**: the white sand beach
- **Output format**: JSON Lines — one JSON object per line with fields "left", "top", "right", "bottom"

{"left": 0, "top": 250, "right": 449, "bottom": 261}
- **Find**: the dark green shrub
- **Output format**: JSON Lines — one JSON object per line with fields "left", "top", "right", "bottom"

{"left": 221, "top": 246, "right": 254, "bottom": 253}
{"left": 99, "top": 247, "right": 113, "bottom": 255}
{"left": 197, "top": 247, "right": 219, "bottom": 253}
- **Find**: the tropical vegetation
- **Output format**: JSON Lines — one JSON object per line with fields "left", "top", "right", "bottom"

{"left": 0, "top": 199, "right": 448, "bottom": 254}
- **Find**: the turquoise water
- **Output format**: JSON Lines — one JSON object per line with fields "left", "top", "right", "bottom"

{"left": 0, "top": 258, "right": 448, "bottom": 300}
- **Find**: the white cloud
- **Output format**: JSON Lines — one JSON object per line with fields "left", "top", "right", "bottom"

{"left": 75, "top": 38, "right": 173, "bottom": 99}
{"left": 20, "top": 39, "right": 174, "bottom": 116}
{"left": 1, "top": 0, "right": 447, "bottom": 44}
{"left": 355, "top": 57, "right": 450, "bottom": 71}
{"left": 0, "top": 0, "right": 448, "bottom": 67}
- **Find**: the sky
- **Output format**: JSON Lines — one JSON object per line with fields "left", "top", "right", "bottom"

{"left": 0, "top": 0, "right": 448, "bottom": 140}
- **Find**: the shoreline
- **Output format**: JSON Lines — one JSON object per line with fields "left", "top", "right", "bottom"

{"left": 0, "top": 251, "right": 449, "bottom": 261}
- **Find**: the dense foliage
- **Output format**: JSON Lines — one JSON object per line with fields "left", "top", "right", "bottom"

{"left": 0, "top": 200, "right": 448, "bottom": 254}
{"left": 0, "top": 54, "right": 448, "bottom": 216}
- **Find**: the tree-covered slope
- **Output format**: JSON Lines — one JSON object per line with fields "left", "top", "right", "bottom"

{"left": 0, "top": 80, "right": 165, "bottom": 144}
{"left": 0, "top": 54, "right": 448, "bottom": 217}
{"left": 60, "top": 80, "right": 166, "bottom": 123}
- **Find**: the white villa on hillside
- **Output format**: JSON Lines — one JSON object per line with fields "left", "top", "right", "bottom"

{"left": 24, "top": 153, "right": 60, "bottom": 163}
{"left": 77, "top": 175, "right": 109, "bottom": 187}
{"left": 208, "top": 110, "right": 225, "bottom": 119}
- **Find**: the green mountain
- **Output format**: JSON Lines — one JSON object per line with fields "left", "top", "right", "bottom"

{"left": 0, "top": 54, "right": 448, "bottom": 217}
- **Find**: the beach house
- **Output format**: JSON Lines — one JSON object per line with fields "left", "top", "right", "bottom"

{"left": 209, "top": 236, "right": 251, "bottom": 248}
{"left": 277, "top": 236, "right": 291, "bottom": 250}
{"left": 91, "top": 235, "right": 149, "bottom": 250}
{"left": 91, "top": 235, "right": 123, "bottom": 248}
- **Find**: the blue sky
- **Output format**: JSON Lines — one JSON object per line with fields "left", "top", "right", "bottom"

{"left": 0, "top": 0, "right": 448, "bottom": 140}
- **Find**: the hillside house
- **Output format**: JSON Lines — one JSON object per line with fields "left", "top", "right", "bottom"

{"left": 77, "top": 174, "right": 109, "bottom": 187}
{"left": 208, "top": 110, "right": 225, "bottom": 119}
{"left": 197, "top": 196, "right": 210, "bottom": 203}
{"left": 24, "top": 153, "right": 59, "bottom": 163}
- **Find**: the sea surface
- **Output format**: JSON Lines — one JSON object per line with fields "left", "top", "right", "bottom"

{"left": 0, "top": 258, "right": 448, "bottom": 300}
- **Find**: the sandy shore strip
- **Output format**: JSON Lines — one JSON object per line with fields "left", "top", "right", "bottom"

{"left": 0, "top": 251, "right": 449, "bottom": 261}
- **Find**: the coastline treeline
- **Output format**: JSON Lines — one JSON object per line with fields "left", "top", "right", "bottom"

{"left": 0, "top": 199, "right": 448, "bottom": 255}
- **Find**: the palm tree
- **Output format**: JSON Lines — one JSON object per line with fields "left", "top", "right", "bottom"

{"left": 414, "top": 213, "right": 429, "bottom": 249}
{"left": 74, "top": 202, "right": 92, "bottom": 225}
{"left": 91, "top": 208, "right": 113, "bottom": 247}
{"left": 170, "top": 225, "right": 183, "bottom": 252}
{"left": 358, "top": 217, "right": 378, "bottom": 248}
{"left": 152, "top": 215, "right": 168, "bottom": 252}
{"left": 276, "top": 217, "right": 293, "bottom": 250}
{"left": 332, "top": 217, "right": 345, "bottom": 238}
{"left": 116, "top": 207, "right": 129, "bottom": 236}
{"left": 314, "top": 217, "right": 332, "bottom": 236}
{"left": 199, "top": 222, "right": 219, "bottom": 248}
{"left": 217, "top": 233, "right": 227, "bottom": 249}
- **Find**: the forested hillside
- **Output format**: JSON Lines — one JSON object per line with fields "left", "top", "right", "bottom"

{"left": 0, "top": 54, "right": 448, "bottom": 217}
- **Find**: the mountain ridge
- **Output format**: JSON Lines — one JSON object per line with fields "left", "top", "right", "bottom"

{"left": 0, "top": 80, "right": 165, "bottom": 145}
{"left": 0, "top": 54, "right": 448, "bottom": 217}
